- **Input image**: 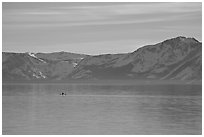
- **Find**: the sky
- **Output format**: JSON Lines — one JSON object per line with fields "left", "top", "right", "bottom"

{"left": 2, "top": 2, "right": 202, "bottom": 55}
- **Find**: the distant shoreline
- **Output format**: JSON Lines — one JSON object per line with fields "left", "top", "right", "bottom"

{"left": 2, "top": 79, "right": 202, "bottom": 85}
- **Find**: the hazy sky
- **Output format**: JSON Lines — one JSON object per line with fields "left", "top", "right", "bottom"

{"left": 3, "top": 2, "right": 202, "bottom": 55}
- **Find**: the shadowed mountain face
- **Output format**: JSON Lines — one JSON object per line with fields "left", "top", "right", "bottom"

{"left": 2, "top": 36, "right": 202, "bottom": 82}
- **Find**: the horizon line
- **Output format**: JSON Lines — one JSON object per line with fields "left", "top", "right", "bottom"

{"left": 2, "top": 36, "right": 201, "bottom": 55}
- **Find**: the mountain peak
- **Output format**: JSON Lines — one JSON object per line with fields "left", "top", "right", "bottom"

{"left": 163, "top": 36, "right": 200, "bottom": 44}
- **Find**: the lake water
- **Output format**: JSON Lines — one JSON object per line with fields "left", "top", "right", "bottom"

{"left": 2, "top": 83, "right": 202, "bottom": 135}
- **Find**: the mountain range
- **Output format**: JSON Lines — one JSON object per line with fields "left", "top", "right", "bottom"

{"left": 2, "top": 36, "right": 202, "bottom": 83}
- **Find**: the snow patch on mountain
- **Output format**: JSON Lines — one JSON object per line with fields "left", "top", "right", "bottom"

{"left": 33, "top": 73, "right": 40, "bottom": 79}
{"left": 72, "top": 62, "right": 78, "bottom": 67}
{"left": 28, "top": 52, "right": 47, "bottom": 63}
{"left": 32, "top": 71, "right": 46, "bottom": 79}
{"left": 39, "top": 71, "right": 46, "bottom": 78}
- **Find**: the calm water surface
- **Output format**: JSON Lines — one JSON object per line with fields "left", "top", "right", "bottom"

{"left": 2, "top": 83, "right": 202, "bottom": 135}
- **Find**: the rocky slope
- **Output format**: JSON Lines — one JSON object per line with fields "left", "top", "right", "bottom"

{"left": 2, "top": 36, "right": 202, "bottom": 82}
{"left": 2, "top": 52, "right": 87, "bottom": 81}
